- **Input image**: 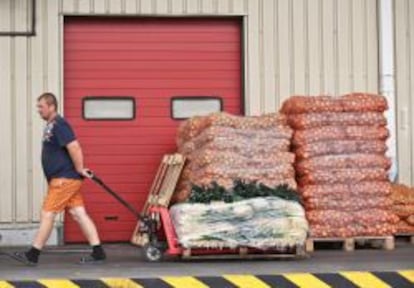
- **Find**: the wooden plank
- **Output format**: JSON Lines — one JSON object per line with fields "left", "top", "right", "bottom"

{"left": 181, "top": 248, "right": 305, "bottom": 260}
{"left": 306, "top": 236, "right": 395, "bottom": 252}
{"left": 131, "top": 154, "right": 185, "bottom": 246}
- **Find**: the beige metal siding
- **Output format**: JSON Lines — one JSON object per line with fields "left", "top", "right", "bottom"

{"left": 0, "top": 0, "right": 379, "bottom": 224}
{"left": 395, "top": 0, "right": 414, "bottom": 185}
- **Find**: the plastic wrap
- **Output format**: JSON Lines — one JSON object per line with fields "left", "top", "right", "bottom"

{"left": 293, "top": 126, "right": 389, "bottom": 146}
{"left": 169, "top": 197, "right": 308, "bottom": 249}
{"left": 294, "top": 140, "right": 387, "bottom": 159}
{"left": 288, "top": 112, "right": 387, "bottom": 130}
{"left": 281, "top": 93, "right": 388, "bottom": 114}
{"left": 296, "top": 154, "right": 391, "bottom": 174}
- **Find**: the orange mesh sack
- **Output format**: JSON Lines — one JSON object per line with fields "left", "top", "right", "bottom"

{"left": 293, "top": 126, "right": 389, "bottom": 146}
{"left": 294, "top": 140, "right": 387, "bottom": 159}
{"left": 296, "top": 154, "right": 391, "bottom": 175}
{"left": 281, "top": 93, "right": 387, "bottom": 114}
{"left": 287, "top": 112, "right": 387, "bottom": 130}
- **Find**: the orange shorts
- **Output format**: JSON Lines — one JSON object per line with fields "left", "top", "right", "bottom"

{"left": 42, "top": 178, "right": 84, "bottom": 212}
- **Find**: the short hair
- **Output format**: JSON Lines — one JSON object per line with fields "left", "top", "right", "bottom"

{"left": 38, "top": 92, "right": 58, "bottom": 111}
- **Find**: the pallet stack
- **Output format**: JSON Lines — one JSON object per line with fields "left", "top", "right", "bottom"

{"left": 281, "top": 93, "right": 398, "bottom": 247}
{"left": 173, "top": 112, "right": 296, "bottom": 203}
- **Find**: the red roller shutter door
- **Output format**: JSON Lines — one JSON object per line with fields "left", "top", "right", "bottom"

{"left": 63, "top": 17, "right": 242, "bottom": 243}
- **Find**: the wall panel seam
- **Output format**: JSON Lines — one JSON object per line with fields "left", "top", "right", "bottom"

{"left": 10, "top": 0, "right": 16, "bottom": 224}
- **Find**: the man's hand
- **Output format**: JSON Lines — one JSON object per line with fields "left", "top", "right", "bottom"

{"left": 78, "top": 168, "right": 93, "bottom": 179}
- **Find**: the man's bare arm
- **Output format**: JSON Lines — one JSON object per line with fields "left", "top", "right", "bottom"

{"left": 67, "top": 140, "right": 89, "bottom": 177}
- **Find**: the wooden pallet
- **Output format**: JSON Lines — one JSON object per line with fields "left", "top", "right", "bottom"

{"left": 395, "top": 234, "right": 414, "bottom": 244}
{"left": 181, "top": 245, "right": 307, "bottom": 260}
{"left": 305, "top": 236, "right": 395, "bottom": 252}
{"left": 130, "top": 153, "right": 186, "bottom": 246}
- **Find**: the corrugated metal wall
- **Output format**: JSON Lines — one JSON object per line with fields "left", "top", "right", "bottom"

{"left": 0, "top": 0, "right": 379, "bottom": 224}
{"left": 395, "top": 0, "right": 414, "bottom": 186}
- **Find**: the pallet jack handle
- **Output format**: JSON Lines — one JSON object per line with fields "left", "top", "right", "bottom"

{"left": 86, "top": 170, "right": 145, "bottom": 221}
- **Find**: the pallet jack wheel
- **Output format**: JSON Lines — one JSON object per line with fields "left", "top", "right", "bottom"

{"left": 143, "top": 243, "right": 163, "bottom": 262}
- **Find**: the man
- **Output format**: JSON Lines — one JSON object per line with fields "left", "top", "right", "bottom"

{"left": 12, "top": 92, "right": 106, "bottom": 266}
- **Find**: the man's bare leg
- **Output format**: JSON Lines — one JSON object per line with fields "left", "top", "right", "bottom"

{"left": 32, "top": 210, "right": 57, "bottom": 249}
{"left": 69, "top": 206, "right": 100, "bottom": 245}
{"left": 10, "top": 210, "right": 56, "bottom": 266}
{"left": 69, "top": 206, "right": 106, "bottom": 263}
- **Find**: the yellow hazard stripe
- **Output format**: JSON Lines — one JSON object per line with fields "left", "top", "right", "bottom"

{"left": 0, "top": 281, "right": 13, "bottom": 288}
{"left": 399, "top": 270, "right": 414, "bottom": 283}
{"left": 224, "top": 274, "right": 271, "bottom": 288}
{"left": 102, "top": 278, "right": 143, "bottom": 288}
{"left": 38, "top": 279, "right": 80, "bottom": 288}
{"left": 162, "top": 276, "right": 209, "bottom": 288}
{"left": 340, "top": 271, "right": 391, "bottom": 288}
{"left": 2, "top": 271, "right": 414, "bottom": 288}
{"left": 284, "top": 273, "right": 331, "bottom": 288}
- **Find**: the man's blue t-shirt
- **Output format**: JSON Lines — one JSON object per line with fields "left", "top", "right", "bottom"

{"left": 42, "top": 115, "right": 82, "bottom": 182}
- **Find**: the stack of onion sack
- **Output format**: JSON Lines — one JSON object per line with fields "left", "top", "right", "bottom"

{"left": 172, "top": 112, "right": 296, "bottom": 203}
{"left": 391, "top": 184, "right": 414, "bottom": 233}
{"left": 281, "top": 93, "right": 398, "bottom": 237}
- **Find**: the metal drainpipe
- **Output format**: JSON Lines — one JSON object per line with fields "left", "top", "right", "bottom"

{"left": 379, "top": 0, "right": 397, "bottom": 181}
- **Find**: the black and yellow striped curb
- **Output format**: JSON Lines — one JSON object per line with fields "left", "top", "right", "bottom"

{"left": 1, "top": 271, "right": 413, "bottom": 288}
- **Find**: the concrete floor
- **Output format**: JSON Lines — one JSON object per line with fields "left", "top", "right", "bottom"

{"left": 0, "top": 239, "right": 413, "bottom": 281}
